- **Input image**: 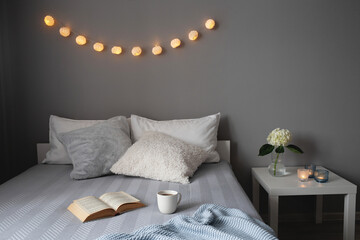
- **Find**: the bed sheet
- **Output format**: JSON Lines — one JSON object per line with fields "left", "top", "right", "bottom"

{"left": 0, "top": 161, "right": 260, "bottom": 240}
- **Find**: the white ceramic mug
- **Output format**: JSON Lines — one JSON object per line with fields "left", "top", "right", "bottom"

{"left": 157, "top": 190, "right": 182, "bottom": 214}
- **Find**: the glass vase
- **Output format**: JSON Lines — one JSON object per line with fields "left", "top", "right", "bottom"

{"left": 268, "top": 152, "right": 286, "bottom": 177}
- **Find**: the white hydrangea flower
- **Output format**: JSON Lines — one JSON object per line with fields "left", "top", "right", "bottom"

{"left": 266, "top": 128, "right": 291, "bottom": 147}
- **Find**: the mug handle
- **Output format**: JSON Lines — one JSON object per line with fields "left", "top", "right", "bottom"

{"left": 177, "top": 193, "right": 182, "bottom": 206}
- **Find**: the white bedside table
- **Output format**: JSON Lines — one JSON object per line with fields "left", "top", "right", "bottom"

{"left": 252, "top": 166, "right": 357, "bottom": 240}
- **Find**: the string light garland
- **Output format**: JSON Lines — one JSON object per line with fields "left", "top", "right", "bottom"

{"left": 59, "top": 27, "right": 71, "bottom": 37}
{"left": 188, "top": 30, "right": 199, "bottom": 41}
{"left": 75, "top": 35, "right": 87, "bottom": 45}
{"left": 152, "top": 45, "right": 162, "bottom": 55}
{"left": 205, "top": 19, "right": 215, "bottom": 29}
{"left": 170, "top": 38, "right": 181, "bottom": 48}
{"left": 131, "top": 46, "right": 142, "bottom": 56}
{"left": 44, "top": 15, "right": 55, "bottom": 26}
{"left": 111, "top": 46, "right": 122, "bottom": 55}
{"left": 93, "top": 42, "right": 104, "bottom": 52}
{"left": 43, "top": 15, "right": 217, "bottom": 57}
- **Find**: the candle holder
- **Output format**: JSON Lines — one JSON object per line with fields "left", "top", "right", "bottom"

{"left": 305, "top": 164, "right": 316, "bottom": 178}
{"left": 297, "top": 168, "right": 309, "bottom": 182}
{"left": 314, "top": 170, "right": 329, "bottom": 183}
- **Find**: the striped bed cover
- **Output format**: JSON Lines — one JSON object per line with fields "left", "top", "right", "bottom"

{"left": 0, "top": 161, "right": 260, "bottom": 240}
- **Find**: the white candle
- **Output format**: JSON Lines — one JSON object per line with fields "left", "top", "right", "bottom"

{"left": 297, "top": 168, "right": 309, "bottom": 182}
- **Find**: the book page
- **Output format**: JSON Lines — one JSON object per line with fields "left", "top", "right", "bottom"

{"left": 74, "top": 196, "right": 112, "bottom": 215}
{"left": 99, "top": 192, "right": 140, "bottom": 210}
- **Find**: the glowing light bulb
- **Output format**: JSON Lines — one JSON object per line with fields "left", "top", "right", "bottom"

{"left": 188, "top": 30, "right": 199, "bottom": 41}
{"left": 205, "top": 19, "right": 215, "bottom": 29}
{"left": 93, "top": 42, "right": 104, "bottom": 52}
{"left": 170, "top": 38, "right": 181, "bottom": 48}
{"left": 132, "top": 46, "right": 142, "bottom": 56}
{"left": 75, "top": 35, "right": 87, "bottom": 45}
{"left": 111, "top": 46, "right": 122, "bottom": 55}
{"left": 44, "top": 15, "right": 55, "bottom": 26}
{"left": 59, "top": 27, "right": 71, "bottom": 37}
{"left": 152, "top": 45, "right": 162, "bottom": 55}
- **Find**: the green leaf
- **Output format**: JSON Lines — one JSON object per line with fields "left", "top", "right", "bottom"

{"left": 275, "top": 145, "right": 285, "bottom": 153}
{"left": 286, "top": 144, "right": 304, "bottom": 154}
{"left": 258, "top": 144, "right": 274, "bottom": 156}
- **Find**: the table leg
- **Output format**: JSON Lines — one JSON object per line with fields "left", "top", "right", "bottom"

{"left": 315, "top": 195, "right": 323, "bottom": 224}
{"left": 343, "top": 193, "right": 356, "bottom": 240}
{"left": 252, "top": 175, "right": 259, "bottom": 212}
{"left": 269, "top": 195, "right": 279, "bottom": 235}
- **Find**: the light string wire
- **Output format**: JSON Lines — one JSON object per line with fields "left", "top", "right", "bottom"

{"left": 45, "top": 15, "right": 216, "bottom": 55}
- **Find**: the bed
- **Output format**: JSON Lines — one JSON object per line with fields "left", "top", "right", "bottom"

{"left": 0, "top": 140, "right": 261, "bottom": 240}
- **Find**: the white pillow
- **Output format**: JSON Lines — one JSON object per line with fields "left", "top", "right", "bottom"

{"left": 110, "top": 131, "right": 208, "bottom": 184}
{"left": 130, "top": 113, "right": 221, "bottom": 162}
{"left": 43, "top": 115, "right": 129, "bottom": 164}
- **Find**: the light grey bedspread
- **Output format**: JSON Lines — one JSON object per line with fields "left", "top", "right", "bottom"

{"left": 0, "top": 161, "right": 260, "bottom": 240}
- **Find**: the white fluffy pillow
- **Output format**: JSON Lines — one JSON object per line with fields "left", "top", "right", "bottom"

{"left": 110, "top": 131, "right": 208, "bottom": 184}
{"left": 130, "top": 113, "right": 220, "bottom": 162}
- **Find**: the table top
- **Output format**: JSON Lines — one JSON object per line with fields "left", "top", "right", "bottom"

{"left": 252, "top": 166, "right": 357, "bottom": 196}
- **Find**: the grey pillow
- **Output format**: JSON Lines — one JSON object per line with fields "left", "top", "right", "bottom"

{"left": 59, "top": 117, "right": 131, "bottom": 180}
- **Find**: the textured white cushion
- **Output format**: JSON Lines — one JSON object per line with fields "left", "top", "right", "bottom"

{"left": 110, "top": 131, "right": 208, "bottom": 184}
{"left": 130, "top": 113, "right": 221, "bottom": 162}
{"left": 44, "top": 115, "right": 129, "bottom": 164}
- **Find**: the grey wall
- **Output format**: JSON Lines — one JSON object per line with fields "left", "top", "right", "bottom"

{"left": 0, "top": 1, "right": 9, "bottom": 184}
{"left": 3, "top": 0, "right": 360, "bottom": 212}
{"left": 1, "top": 0, "right": 18, "bottom": 183}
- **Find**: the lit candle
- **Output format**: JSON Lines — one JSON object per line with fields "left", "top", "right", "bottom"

{"left": 305, "top": 164, "right": 316, "bottom": 178}
{"left": 297, "top": 168, "right": 309, "bottom": 182}
{"left": 314, "top": 170, "right": 329, "bottom": 183}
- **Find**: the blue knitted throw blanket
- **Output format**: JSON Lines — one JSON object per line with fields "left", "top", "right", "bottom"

{"left": 97, "top": 204, "right": 278, "bottom": 240}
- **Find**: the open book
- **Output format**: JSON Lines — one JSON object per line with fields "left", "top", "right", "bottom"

{"left": 67, "top": 191, "right": 145, "bottom": 222}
